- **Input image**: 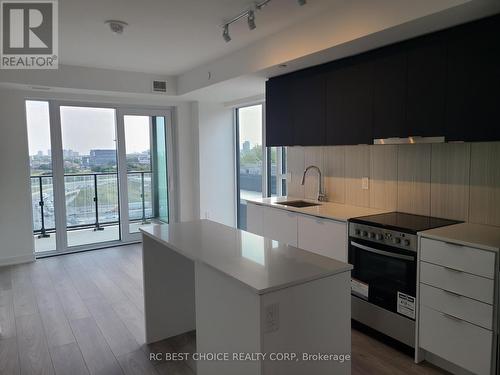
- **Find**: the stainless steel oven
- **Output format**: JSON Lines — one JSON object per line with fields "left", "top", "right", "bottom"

{"left": 348, "top": 226, "right": 417, "bottom": 347}
{"left": 348, "top": 212, "right": 461, "bottom": 347}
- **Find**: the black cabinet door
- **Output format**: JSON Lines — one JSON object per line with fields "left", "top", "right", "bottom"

{"left": 372, "top": 47, "right": 407, "bottom": 139}
{"left": 406, "top": 34, "right": 447, "bottom": 137}
{"left": 325, "top": 58, "right": 373, "bottom": 145}
{"left": 445, "top": 16, "right": 500, "bottom": 142}
{"left": 291, "top": 69, "right": 326, "bottom": 146}
{"left": 266, "top": 77, "right": 293, "bottom": 146}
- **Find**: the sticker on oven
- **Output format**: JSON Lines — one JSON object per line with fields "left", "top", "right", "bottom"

{"left": 351, "top": 279, "right": 369, "bottom": 299}
{"left": 397, "top": 292, "right": 415, "bottom": 319}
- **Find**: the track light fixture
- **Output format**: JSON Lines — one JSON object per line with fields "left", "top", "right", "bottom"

{"left": 221, "top": 0, "right": 306, "bottom": 42}
{"left": 222, "top": 24, "right": 231, "bottom": 42}
{"left": 247, "top": 10, "right": 256, "bottom": 30}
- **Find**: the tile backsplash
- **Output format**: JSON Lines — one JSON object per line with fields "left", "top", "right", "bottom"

{"left": 287, "top": 142, "right": 500, "bottom": 226}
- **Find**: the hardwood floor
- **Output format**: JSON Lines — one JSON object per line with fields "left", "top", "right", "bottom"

{"left": 0, "top": 244, "right": 446, "bottom": 375}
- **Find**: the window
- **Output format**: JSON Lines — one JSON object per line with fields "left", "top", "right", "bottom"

{"left": 236, "top": 104, "right": 287, "bottom": 230}
{"left": 26, "top": 101, "right": 174, "bottom": 255}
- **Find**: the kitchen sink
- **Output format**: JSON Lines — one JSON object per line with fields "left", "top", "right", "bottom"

{"left": 275, "top": 200, "right": 321, "bottom": 208}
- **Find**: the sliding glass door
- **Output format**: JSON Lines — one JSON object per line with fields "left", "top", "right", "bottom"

{"left": 26, "top": 101, "right": 174, "bottom": 255}
{"left": 60, "top": 106, "right": 120, "bottom": 247}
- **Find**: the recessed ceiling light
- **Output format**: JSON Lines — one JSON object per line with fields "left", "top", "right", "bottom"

{"left": 105, "top": 20, "right": 128, "bottom": 35}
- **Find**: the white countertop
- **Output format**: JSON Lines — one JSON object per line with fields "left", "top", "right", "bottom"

{"left": 245, "top": 196, "right": 389, "bottom": 222}
{"left": 419, "top": 223, "right": 500, "bottom": 252}
{"left": 140, "top": 220, "right": 352, "bottom": 295}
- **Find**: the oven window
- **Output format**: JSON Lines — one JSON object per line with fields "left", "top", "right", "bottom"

{"left": 350, "top": 242, "right": 416, "bottom": 317}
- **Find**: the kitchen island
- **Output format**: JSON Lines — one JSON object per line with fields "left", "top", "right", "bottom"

{"left": 141, "top": 220, "right": 352, "bottom": 375}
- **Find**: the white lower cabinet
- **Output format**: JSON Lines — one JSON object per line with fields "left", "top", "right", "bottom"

{"left": 420, "top": 305, "right": 492, "bottom": 375}
{"left": 298, "top": 215, "right": 347, "bottom": 262}
{"left": 246, "top": 203, "right": 264, "bottom": 236}
{"left": 246, "top": 203, "right": 348, "bottom": 261}
{"left": 262, "top": 207, "right": 298, "bottom": 247}
{"left": 418, "top": 236, "right": 496, "bottom": 375}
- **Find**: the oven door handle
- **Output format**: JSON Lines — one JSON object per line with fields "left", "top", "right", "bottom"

{"left": 350, "top": 241, "right": 415, "bottom": 261}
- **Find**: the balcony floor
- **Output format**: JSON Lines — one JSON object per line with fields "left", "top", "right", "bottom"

{"left": 34, "top": 222, "right": 145, "bottom": 253}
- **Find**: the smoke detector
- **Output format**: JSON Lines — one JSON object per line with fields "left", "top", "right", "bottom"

{"left": 105, "top": 20, "right": 128, "bottom": 35}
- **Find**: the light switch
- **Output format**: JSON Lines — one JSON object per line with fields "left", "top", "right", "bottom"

{"left": 362, "top": 177, "right": 369, "bottom": 190}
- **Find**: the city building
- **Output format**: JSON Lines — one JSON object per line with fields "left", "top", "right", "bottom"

{"left": 89, "top": 149, "right": 117, "bottom": 167}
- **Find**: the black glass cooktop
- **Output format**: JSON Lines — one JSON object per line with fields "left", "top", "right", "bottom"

{"left": 349, "top": 212, "right": 461, "bottom": 234}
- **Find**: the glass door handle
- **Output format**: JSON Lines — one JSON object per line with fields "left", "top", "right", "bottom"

{"left": 350, "top": 241, "right": 415, "bottom": 261}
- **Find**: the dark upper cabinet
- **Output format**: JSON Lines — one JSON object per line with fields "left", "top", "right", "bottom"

{"left": 266, "top": 69, "right": 325, "bottom": 146}
{"left": 266, "top": 15, "right": 500, "bottom": 146}
{"left": 372, "top": 47, "right": 407, "bottom": 139}
{"left": 325, "top": 58, "right": 373, "bottom": 145}
{"left": 445, "top": 16, "right": 500, "bottom": 142}
{"left": 290, "top": 69, "right": 326, "bottom": 146}
{"left": 405, "top": 34, "right": 447, "bottom": 137}
{"left": 266, "top": 76, "right": 293, "bottom": 146}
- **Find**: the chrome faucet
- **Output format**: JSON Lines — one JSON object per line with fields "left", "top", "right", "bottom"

{"left": 301, "top": 165, "right": 327, "bottom": 202}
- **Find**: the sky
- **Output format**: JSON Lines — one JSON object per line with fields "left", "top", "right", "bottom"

{"left": 239, "top": 104, "right": 262, "bottom": 149}
{"left": 26, "top": 101, "right": 152, "bottom": 156}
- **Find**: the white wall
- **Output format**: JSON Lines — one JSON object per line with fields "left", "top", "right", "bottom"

{"left": 0, "top": 87, "right": 198, "bottom": 265}
{"left": 0, "top": 90, "right": 36, "bottom": 265}
{"left": 0, "top": 64, "right": 176, "bottom": 95}
{"left": 196, "top": 102, "right": 236, "bottom": 227}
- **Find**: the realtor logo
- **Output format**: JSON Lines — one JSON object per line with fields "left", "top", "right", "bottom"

{"left": 1, "top": 0, "right": 58, "bottom": 69}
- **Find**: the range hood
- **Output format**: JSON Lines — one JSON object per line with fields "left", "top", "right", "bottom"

{"left": 373, "top": 136, "right": 445, "bottom": 145}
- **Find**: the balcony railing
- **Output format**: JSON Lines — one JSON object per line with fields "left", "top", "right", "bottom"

{"left": 31, "top": 171, "right": 153, "bottom": 237}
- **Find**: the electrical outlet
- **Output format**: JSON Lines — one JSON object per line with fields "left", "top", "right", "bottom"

{"left": 362, "top": 177, "right": 369, "bottom": 190}
{"left": 264, "top": 303, "right": 279, "bottom": 333}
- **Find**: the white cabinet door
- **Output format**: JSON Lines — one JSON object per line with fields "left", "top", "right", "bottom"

{"left": 298, "top": 215, "right": 347, "bottom": 261}
{"left": 263, "top": 207, "right": 298, "bottom": 246}
{"left": 246, "top": 203, "right": 264, "bottom": 236}
{"left": 419, "top": 305, "right": 492, "bottom": 375}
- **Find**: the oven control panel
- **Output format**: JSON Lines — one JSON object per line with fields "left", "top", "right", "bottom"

{"left": 348, "top": 223, "right": 417, "bottom": 252}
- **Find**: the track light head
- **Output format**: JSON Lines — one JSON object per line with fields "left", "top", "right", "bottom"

{"left": 247, "top": 10, "right": 256, "bottom": 30}
{"left": 297, "top": 0, "right": 306, "bottom": 5}
{"left": 222, "top": 24, "right": 231, "bottom": 42}
{"left": 105, "top": 20, "right": 128, "bottom": 35}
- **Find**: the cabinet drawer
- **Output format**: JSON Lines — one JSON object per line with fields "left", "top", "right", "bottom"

{"left": 420, "top": 283, "right": 493, "bottom": 330}
{"left": 420, "top": 237, "right": 495, "bottom": 279}
{"left": 262, "top": 207, "right": 298, "bottom": 246}
{"left": 419, "top": 305, "right": 492, "bottom": 375}
{"left": 297, "top": 215, "right": 347, "bottom": 261}
{"left": 420, "top": 261, "right": 493, "bottom": 304}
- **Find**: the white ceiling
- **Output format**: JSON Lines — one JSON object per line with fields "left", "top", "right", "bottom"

{"left": 59, "top": 0, "right": 336, "bottom": 75}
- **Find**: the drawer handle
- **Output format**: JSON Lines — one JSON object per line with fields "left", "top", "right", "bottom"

{"left": 443, "top": 289, "right": 462, "bottom": 298}
{"left": 444, "top": 241, "right": 464, "bottom": 247}
{"left": 443, "top": 265, "right": 464, "bottom": 273}
{"left": 442, "top": 312, "right": 463, "bottom": 323}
